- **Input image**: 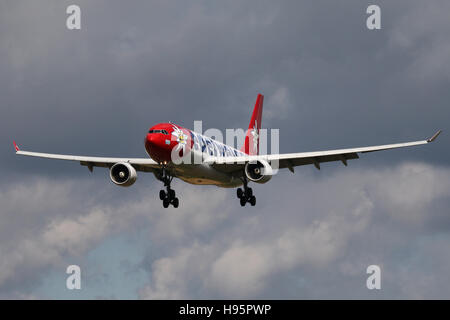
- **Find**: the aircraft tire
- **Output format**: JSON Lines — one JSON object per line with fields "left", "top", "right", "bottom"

{"left": 250, "top": 196, "right": 256, "bottom": 206}
{"left": 173, "top": 197, "right": 179, "bottom": 208}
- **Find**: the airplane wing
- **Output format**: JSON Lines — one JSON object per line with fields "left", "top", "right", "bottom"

{"left": 13, "top": 141, "right": 159, "bottom": 173}
{"left": 205, "top": 130, "right": 442, "bottom": 173}
{"left": 13, "top": 130, "right": 441, "bottom": 174}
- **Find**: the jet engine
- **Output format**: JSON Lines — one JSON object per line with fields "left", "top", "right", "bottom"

{"left": 244, "top": 160, "right": 273, "bottom": 184}
{"left": 109, "top": 162, "right": 137, "bottom": 187}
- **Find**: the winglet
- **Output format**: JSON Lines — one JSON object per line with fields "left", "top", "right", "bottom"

{"left": 13, "top": 141, "right": 20, "bottom": 152}
{"left": 427, "top": 130, "right": 442, "bottom": 143}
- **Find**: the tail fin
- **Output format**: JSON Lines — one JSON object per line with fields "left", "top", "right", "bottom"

{"left": 240, "top": 93, "right": 264, "bottom": 155}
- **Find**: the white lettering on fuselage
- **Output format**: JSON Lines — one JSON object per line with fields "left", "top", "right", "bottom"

{"left": 189, "top": 130, "right": 246, "bottom": 158}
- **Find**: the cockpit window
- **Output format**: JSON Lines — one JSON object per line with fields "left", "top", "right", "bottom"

{"left": 148, "top": 129, "right": 169, "bottom": 134}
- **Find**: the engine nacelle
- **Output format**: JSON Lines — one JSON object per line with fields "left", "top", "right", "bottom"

{"left": 109, "top": 162, "right": 137, "bottom": 187}
{"left": 244, "top": 160, "right": 273, "bottom": 184}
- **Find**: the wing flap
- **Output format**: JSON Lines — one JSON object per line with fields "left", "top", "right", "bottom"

{"left": 278, "top": 152, "right": 359, "bottom": 169}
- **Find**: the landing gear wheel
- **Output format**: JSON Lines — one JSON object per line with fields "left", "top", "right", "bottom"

{"left": 237, "top": 177, "right": 256, "bottom": 207}
{"left": 249, "top": 196, "right": 256, "bottom": 206}
{"left": 173, "top": 197, "right": 179, "bottom": 208}
{"left": 159, "top": 165, "right": 180, "bottom": 209}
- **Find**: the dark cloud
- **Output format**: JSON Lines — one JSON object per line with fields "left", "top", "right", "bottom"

{"left": 0, "top": 1, "right": 449, "bottom": 298}
{"left": 1, "top": 1, "right": 447, "bottom": 170}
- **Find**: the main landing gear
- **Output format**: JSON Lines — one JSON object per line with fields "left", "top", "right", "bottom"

{"left": 236, "top": 179, "right": 256, "bottom": 207}
{"left": 158, "top": 166, "right": 179, "bottom": 208}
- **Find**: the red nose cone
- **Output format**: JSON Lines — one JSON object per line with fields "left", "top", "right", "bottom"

{"left": 145, "top": 123, "right": 193, "bottom": 163}
{"left": 146, "top": 134, "right": 172, "bottom": 163}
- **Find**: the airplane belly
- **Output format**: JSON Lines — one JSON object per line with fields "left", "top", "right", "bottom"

{"left": 172, "top": 163, "right": 242, "bottom": 188}
{"left": 165, "top": 141, "right": 244, "bottom": 188}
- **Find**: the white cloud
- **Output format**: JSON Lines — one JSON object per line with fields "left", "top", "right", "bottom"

{"left": 0, "top": 177, "right": 230, "bottom": 292}
{"left": 1, "top": 162, "right": 450, "bottom": 298}
{"left": 140, "top": 162, "right": 450, "bottom": 299}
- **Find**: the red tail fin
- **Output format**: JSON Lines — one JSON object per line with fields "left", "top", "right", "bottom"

{"left": 241, "top": 94, "right": 264, "bottom": 155}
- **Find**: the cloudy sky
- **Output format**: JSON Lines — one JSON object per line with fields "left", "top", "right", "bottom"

{"left": 1, "top": 0, "right": 449, "bottom": 299}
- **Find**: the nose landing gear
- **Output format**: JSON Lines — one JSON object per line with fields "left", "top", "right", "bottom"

{"left": 158, "top": 166, "right": 179, "bottom": 208}
{"left": 237, "top": 179, "right": 256, "bottom": 207}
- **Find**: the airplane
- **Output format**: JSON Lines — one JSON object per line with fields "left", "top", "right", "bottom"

{"left": 14, "top": 93, "right": 441, "bottom": 208}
